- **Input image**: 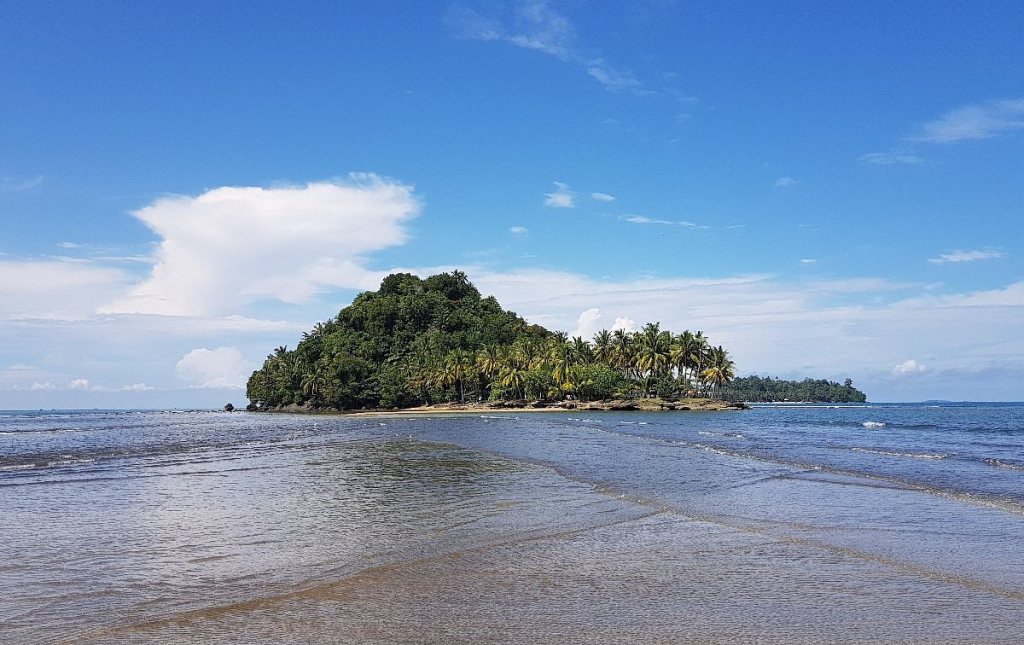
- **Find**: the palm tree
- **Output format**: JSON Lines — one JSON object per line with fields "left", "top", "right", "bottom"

{"left": 671, "top": 330, "right": 697, "bottom": 392}
{"left": 592, "top": 329, "right": 613, "bottom": 366}
{"left": 635, "top": 323, "right": 671, "bottom": 395}
{"left": 571, "top": 336, "right": 592, "bottom": 364}
{"left": 499, "top": 363, "right": 525, "bottom": 399}
{"left": 610, "top": 328, "right": 633, "bottom": 376}
{"left": 476, "top": 345, "right": 503, "bottom": 400}
{"left": 442, "top": 349, "right": 475, "bottom": 403}
{"left": 701, "top": 345, "right": 735, "bottom": 397}
{"left": 692, "top": 331, "right": 710, "bottom": 395}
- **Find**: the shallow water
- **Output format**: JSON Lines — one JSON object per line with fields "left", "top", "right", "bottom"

{"left": 1, "top": 404, "right": 1022, "bottom": 643}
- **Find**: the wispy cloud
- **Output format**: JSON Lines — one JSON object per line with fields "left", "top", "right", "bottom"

{"left": 859, "top": 152, "right": 924, "bottom": 165}
{"left": 1, "top": 175, "right": 44, "bottom": 192}
{"left": 774, "top": 176, "right": 798, "bottom": 188}
{"left": 928, "top": 250, "right": 1003, "bottom": 264}
{"left": 621, "top": 215, "right": 709, "bottom": 229}
{"left": 544, "top": 181, "right": 575, "bottom": 208}
{"left": 590, "top": 192, "right": 616, "bottom": 202}
{"left": 586, "top": 63, "right": 649, "bottom": 95}
{"left": 800, "top": 259, "right": 818, "bottom": 265}
{"left": 622, "top": 215, "right": 673, "bottom": 225}
{"left": 910, "top": 99, "right": 1024, "bottom": 144}
{"left": 509, "top": 226, "right": 529, "bottom": 236}
{"left": 446, "top": 2, "right": 650, "bottom": 96}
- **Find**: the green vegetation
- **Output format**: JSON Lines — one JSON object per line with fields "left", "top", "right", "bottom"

{"left": 717, "top": 375, "right": 867, "bottom": 403}
{"left": 245, "top": 271, "right": 738, "bottom": 410}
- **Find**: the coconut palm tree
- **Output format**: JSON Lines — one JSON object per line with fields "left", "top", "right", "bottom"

{"left": 592, "top": 329, "right": 613, "bottom": 366}
{"left": 701, "top": 345, "right": 735, "bottom": 397}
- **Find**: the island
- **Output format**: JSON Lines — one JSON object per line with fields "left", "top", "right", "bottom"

{"left": 246, "top": 271, "right": 864, "bottom": 412}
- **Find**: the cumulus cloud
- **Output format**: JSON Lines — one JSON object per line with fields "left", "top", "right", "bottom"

{"left": 892, "top": 359, "right": 928, "bottom": 377}
{"left": 175, "top": 347, "right": 254, "bottom": 389}
{"left": 611, "top": 316, "right": 638, "bottom": 333}
{"left": 544, "top": 182, "right": 575, "bottom": 208}
{"left": 572, "top": 307, "right": 604, "bottom": 340}
{"left": 69, "top": 378, "right": 91, "bottom": 390}
{"left": 101, "top": 175, "right": 419, "bottom": 317}
{"left": 928, "top": 250, "right": 1003, "bottom": 264}
{"left": 911, "top": 99, "right": 1024, "bottom": 144}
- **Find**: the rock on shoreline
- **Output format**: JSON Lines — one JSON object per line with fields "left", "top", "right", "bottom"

{"left": 255, "top": 398, "right": 748, "bottom": 414}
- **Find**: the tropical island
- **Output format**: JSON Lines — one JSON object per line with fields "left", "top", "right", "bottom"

{"left": 245, "top": 271, "right": 865, "bottom": 412}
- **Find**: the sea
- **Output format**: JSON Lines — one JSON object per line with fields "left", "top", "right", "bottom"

{"left": 1, "top": 403, "right": 1022, "bottom": 644}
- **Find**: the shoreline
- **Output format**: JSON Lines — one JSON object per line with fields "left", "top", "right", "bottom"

{"left": 257, "top": 398, "right": 749, "bottom": 417}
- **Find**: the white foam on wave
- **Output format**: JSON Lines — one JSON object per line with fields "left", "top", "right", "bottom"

{"left": 850, "top": 447, "right": 949, "bottom": 460}
{"left": 698, "top": 430, "right": 746, "bottom": 439}
{"left": 985, "top": 458, "right": 1024, "bottom": 471}
{"left": 862, "top": 421, "right": 886, "bottom": 428}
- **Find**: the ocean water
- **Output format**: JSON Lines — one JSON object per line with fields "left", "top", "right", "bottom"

{"left": 1, "top": 404, "right": 1022, "bottom": 643}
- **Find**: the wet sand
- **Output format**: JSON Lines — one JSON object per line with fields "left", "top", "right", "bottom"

{"left": 76, "top": 512, "right": 1022, "bottom": 644}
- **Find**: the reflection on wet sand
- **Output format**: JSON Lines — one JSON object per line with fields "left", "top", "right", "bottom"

{"left": 81, "top": 513, "right": 1022, "bottom": 644}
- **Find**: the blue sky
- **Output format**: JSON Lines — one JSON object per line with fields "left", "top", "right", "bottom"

{"left": 2, "top": 0, "right": 1022, "bottom": 407}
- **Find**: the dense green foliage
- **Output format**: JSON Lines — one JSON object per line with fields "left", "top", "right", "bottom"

{"left": 246, "top": 271, "right": 738, "bottom": 410}
{"left": 717, "top": 375, "right": 867, "bottom": 403}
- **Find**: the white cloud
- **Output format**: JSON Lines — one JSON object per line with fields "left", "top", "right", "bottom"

{"left": 472, "top": 268, "right": 1024, "bottom": 400}
{"left": 175, "top": 347, "right": 254, "bottom": 389}
{"left": 678, "top": 221, "right": 710, "bottom": 230}
{"left": 622, "top": 215, "right": 709, "bottom": 229}
{"left": 1, "top": 175, "right": 44, "bottom": 192}
{"left": 892, "top": 359, "right": 928, "bottom": 377}
{"left": 800, "top": 259, "right": 818, "bottom": 265}
{"left": 0, "top": 260, "right": 132, "bottom": 320}
{"left": 101, "top": 175, "right": 419, "bottom": 317}
{"left": 774, "top": 177, "right": 798, "bottom": 188}
{"left": 623, "top": 215, "right": 672, "bottom": 225}
{"left": 587, "top": 63, "right": 646, "bottom": 94}
{"left": 509, "top": 226, "right": 529, "bottom": 236}
{"left": 859, "top": 152, "right": 924, "bottom": 165}
{"left": 928, "top": 250, "right": 1003, "bottom": 264}
{"left": 544, "top": 181, "right": 575, "bottom": 208}
{"left": 572, "top": 307, "right": 604, "bottom": 340}
{"left": 612, "top": 317, "right": 637, "bottom": 333}
{"left": 69, "top": 378, "right": 91, "bottom": 390}
{"left": 119, "top": 383, "right": 154, "bottom": 392}
{"left": 911, "top": 99, "right": 1024, "bottom": 144}
{"left": 30, "top": 382, "right": 56, "bottom": 391}
{"left": 590, "top": 192, "right": 616, "bottom": 202}
{"left": 447, "top": 3, "right": 651, "bottom": 96}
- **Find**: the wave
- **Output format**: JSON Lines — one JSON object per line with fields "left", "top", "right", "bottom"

{"left": 848, "top": 447, "right": 950, "bottom": 460}
{"left": 985, "top": 458, "right": 1024, "bottom": 472}
{"left": 697, "top": 430, "right": 746, "bottom": 439}
{"left": 862, "top": 421, "right": 886, "bottom": 428}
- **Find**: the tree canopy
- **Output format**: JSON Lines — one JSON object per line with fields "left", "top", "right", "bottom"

{"left": 716, "top": 375, "right": 867, "bottom": 403}
{"left": 246, "top": 271, "right": 861, "bottom": 410}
